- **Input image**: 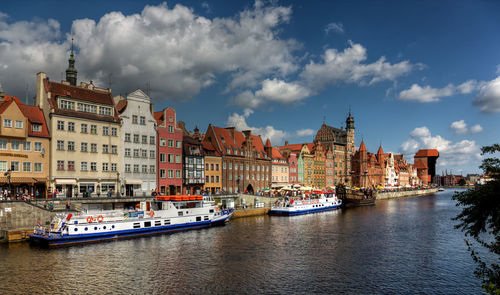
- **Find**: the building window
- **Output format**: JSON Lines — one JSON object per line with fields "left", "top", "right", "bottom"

{"left": 81, "top": 162, "right": 88, "bottom": 171}
{"left": 168, "top": 169, "right": 174, "bottom": 178}
{"left": 142, "top": 165, "right": 148, "bottom": 173}
{"left": 176, "top": 170, "right": 181, "bottom": 178}
{"left": 149, "top": 165, "right": 155, "bottom": 173}
{"left": 15, "top": 120, "right": 23, "bottom": 129}
{"left": 160, "top": 153, "right": 166, "bottom": 162}
{"left": 3, "top": 119, "right": 12, "bottom": 128}
{"left": 111, "top": 163, "right": 117, "bottom": 172}
{"left": 206, "top": 175, "right": 210, "bottom": 183}
{"left": 60, "top": 100, "right": 75, "bottom": 110}
{"left": 68, "top": 122, "right": 75, "bottom": 132}
{"left": 175, "top": 155, "right": 182, "bottom": 163}
{"left": 133, "top": 134, "right": 139, "bottom": 143}
{"left": 125, "top": 164, "right": 131, "bottom": 172}
{"left": 102, "top": 126, "right": 109, "bottom": 136}
{"left": 34, "top": 142, "right": 42, "bottom": 152}
{"left": 34, "top": 162, "right": 42, "bottom": 172}
{"left": 168, "top": 125, "right": 174, "bottom": 133}
{"left": 91, "top": 143, "right": 97, "bottom": 153}
{"left": 125, "top": 148, "right": 131, "bottom": 157}
{"left": 160, "top": 139, "right": 166, "bottom": 146}
{"left": 124, "top": 133, "right": 131, "bottom": 142}
{"left": 90, "top": 125, "right": 97, "bottom": 134}
{"left": 211, "top": 175, "right": 215, "bottom": 183}
{"left": 142, "top": 149, "right": 147, "bottom": 158}
{"left": 140, "top": 116, "right": 145, "bottom": 125}
{"left": 160, "top": 169, "right": 166, "bottom": 178}
{"left": 150, "top": 136, "right": 155, "bottom": 145}
{"left": 168, "top": 154, "right": 174, "bottom": 163}
{"left": 216, "top": 176, "right": 219, "bottom": 183}
{"left": 23, "top": 141, "right": 31, "bottom": 151}
{"left": 22, "top": 162, "right": 31, "bottom": 172}
{"left": 168, "top": 139, "right": 173, "bottom": 147}
{"left": 112, "top": 145, "right": 117, "bottom": 154}
{"left": 56, "top": 140, "right": 64, "bottom": 150}
{"left": 31, "top": 124, "right": 41, "bottom": 132}
{"left": 103, "top": 144, "right": 109, "bottom": 154}
{"left": 56, "top": 160, "right": 64, "bottom": 171}
{"left": 102, "top": 163, "right": 108, "bottom": 171}
{"left": 56, "top": 120, "right": 65, "bottom": 130}
{"left": 132, "top": 115, "right": 138, "bottom": 124}
{"left": 133, "top": 149, "right": 139, "bottom": 158}
{"left": 111, "top": 127, "right": 117, "bottom": 136}
{"left": 91, "top": 162, "right": 97, "bottom": 171}
{"left": 150, "top": 150, "right": 155, "bottom": 159}
{"left": 68, "top": 161, "right": 75, "bottom": 171}
{"left": 223, "top": 162, "right": 226, "bottom": 169}
{"left": 142, "top": 135, "right": 147, "bottom": 144}
{"left": 176, "top": 140, "right": 181, "bottom": 148}
{"left": 81, "top": 123, "right": 88, "bottom": 133}
{"left": 99, "top": 106, "right": 112, "bottom": 116}
{"left": 133, "top": 164, "right": 139, "bottom": 173}
{"left": 68, "top": 141, "right": 75, "bottom": 151}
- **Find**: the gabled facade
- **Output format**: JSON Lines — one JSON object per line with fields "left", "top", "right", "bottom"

{"left": 154, "top": 107, "right": 183, "bottom": 195}
{"left": 325, "top": 147, "right": 334, "bottom": 188}
{"left": 182, "top": 128, "right": 205, "bottom": 195}
{"left": 36, "top": 65, "right": 122, "bottom": 197}
{"left": 203, "top": 140, "right": 222, "bottom": 194}
{"left": 288, "top": 152, "right": 297, "bottom": 184}
{"left": 115, "top": 89, "right": 156, "bottom": 196}
{"left": 203, "top": 125, "right": 271, "bottom": 194}
{"left": 301, "top": 144, "right": 314, "bottom": 187}
{"left": 0, "top": 95, "right": 50, "bottom": 198}
{"left": 312, "top": 143, "right": 325, "bottom": 189}
{"left": 270, "top": 146, "right": 289, "bottom": 188}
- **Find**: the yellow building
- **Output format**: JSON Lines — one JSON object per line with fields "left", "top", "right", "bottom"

{"left": 0, "top": 94, "right": 50, "bottom": 198}
{"left": 36, "top": 64, "right": 122, "bottom": 197}
{"left": 203, "top": 141, "right": 222, "bottom": 194}
{"left": 301, "top": 144, "right": 314, "bottom": 187}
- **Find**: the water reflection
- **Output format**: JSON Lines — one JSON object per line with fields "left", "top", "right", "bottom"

{"left": 0, "top": 190, "right": 484, "bottom": 294}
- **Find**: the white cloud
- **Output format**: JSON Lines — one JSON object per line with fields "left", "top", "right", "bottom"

{"left": 473, "top": 76, "right": 500, "bottom": 113}
{"left": 450, "top": 120, "right": 467, "bottom": 134}
{"left": 256, "top": 78, "right": 311, "bottom": 103}
{"left": 457, "top": 80, "right": 478, "bottom": 94}
{"left": 399, "top": 83, "right": 455, "bottom": 102}
{"left": 470, "top": 124, "right": 483, "bottom": 134}
{"left": 301, "top": 41, "right": 414, "bottom": 89}
{"left": 324, "top": 22, "right": 344, "bottom": 34}
{"left": 400, "top": 126, "right": 481, "bottom": 168}
{"left": 226, "top": 111, "right": 316, "bottom": 145}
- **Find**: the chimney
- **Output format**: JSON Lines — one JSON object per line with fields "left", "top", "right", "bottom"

{"left": 285, "top": 140, "right": 289, "bottom": 146}
{"left": 35, "top": 72, "right": 47, "bottom": 109}
{"left": 243, "top": 130, "right": 252, "bottom": 139}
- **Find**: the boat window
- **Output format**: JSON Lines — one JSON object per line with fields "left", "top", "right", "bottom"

{"left": 133, "top": 223, "right": 141, "bottom": 229}
{"left": 196, "top": 216, "right": 201, "bottom": 222}
{"left": 155, "top": 221, "right": 161, "bottom": 226}
{"left": 74, "top": 228, "right": 78, "bottom": 232}
{"left": 112, "top": 225, "right": 115, "bottom": 229}
{"left": 94, "top": 227, "right": 98, "bottom": 230}
{"left": 164, "top": 219, "right": 171, "bottom": 225}
{"left": 178, "top": 211, "right": 183, "bottom": 216}
{"left": 103, "top": 226, "right": 106, "bottom": 230}
{"left": 204, "top": 216, "right": 209, "bottom": 221}
{"left": 74, "top": 221, "right": 78, "bottom": 224}
{"left": 85, "top": 227, "right": 88, "bottom": 231}
{"left": 144, "top": 221, "right": 151, "bottom": 228}
{"left": 209, "top": 209, "right": 214, "bottom": 213}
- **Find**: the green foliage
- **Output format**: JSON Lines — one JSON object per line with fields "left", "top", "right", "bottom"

{"left": 458, "top": 178, "right": 467, "bottom": 186}
{"left": 453, "top": 144, "right": 500, "bottom": 294}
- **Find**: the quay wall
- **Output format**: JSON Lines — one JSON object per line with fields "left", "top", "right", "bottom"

{"left": 376, "top": 188, "right": 439, "bottom": 200}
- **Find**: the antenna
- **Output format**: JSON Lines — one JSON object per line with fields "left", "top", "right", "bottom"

{"left": 108, "top": 73, "right": 113, "bottom": 89}
{"left": 146, "top": 81, "right": 151, "bottom": 96}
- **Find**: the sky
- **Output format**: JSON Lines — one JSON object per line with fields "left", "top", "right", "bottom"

{"left": 1, "top": 0, "right": 499, "bottom": 174}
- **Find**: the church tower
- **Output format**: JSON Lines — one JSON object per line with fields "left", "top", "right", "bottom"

{"left": 345, "top": 111, "right": 355, "bottom": 185}
{"left": 65, "top": 39, "right": 78, "bottom": 86}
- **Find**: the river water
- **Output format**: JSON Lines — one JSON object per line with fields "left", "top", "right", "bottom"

{"left": 0, "top": 189, "right": 484, "bottom": 294}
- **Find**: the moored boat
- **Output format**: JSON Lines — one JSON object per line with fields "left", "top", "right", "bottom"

{"left": 336, "top": 184, "right": 376, "bottom": 207}
{"left": 29, "top": 195, "right": 232, "bottom": 247}
{"left": 269, "top": 190, "right": 342, "bottom": 216}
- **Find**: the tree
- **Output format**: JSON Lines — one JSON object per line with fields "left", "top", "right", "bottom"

{"left": 458, "top": 178, "right": 467, "bottom": 186}
{"left": 453, "top": 144, "right": 500, "bottom": 294}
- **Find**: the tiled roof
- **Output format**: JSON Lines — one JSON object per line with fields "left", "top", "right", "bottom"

{"left": 209, "top": 126, "right": 267, "bottom": 158}
{"left": 1, "top": 95, "right": 50, "bottom": 138}
{"left": 153, "top": 111, "right": 163, "bottom": 124}
{"left": 272, "top": 147, "right": 284, "bottom": 159}
{"left": 44, "top": 79, "right": 120, "bottom": 123}
{"left": 377, "top": 145, "right": 384, "bottom": 155}
{"left": 115, "top": 99, "right": 127, "bottom": 114}
{"left": 359, "top": 141, "right": 367, "bottom": 152}
{"left": 278, "top": 143, "right": 304, "bottom": 153}
{"left": 415, "top": 149, "right": 439, "bottom": 157}
{"left": 0, "top": 98, "right": 13, "bottom": 114}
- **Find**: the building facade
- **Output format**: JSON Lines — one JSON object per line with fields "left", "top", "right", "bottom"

{"left": 414, "top": 149, "right": 439, "bottom": 186}
{"left": 325, "top": 147, "right": 334, "bottom": 188}
{"left": 203, "top": 125, "right": 271, "bottom": 194}
{"left": 0, "top": 95, "right": 50, "bottom": 198}
{"left": 312, "top": 143, "right": 325, "bottom": 188}
{"left": 36, "top": 56, "right": 122, "bottom": 198}
{"left": 155, "top": 107, "right": 183, "bottom": 195}
{"left": 203, "top": 140, "right": 222, "bottom": 194}
{"left": 182, "top": 128, "right": 205, "bottom": 195}
{"left": 288, "top": 152, "right": 297, "bottom": 185}
{"left": 115, "top": 89, "right": 156, "bottom": 196}
{"left": 269, "top": 146, "right": 289, "bottom": 188}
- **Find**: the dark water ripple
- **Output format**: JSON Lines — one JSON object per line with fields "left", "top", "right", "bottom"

{"left": 0, "top": 190, "right": 485, "bottom": 294}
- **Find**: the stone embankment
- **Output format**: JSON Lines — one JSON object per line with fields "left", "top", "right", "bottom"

{"left": 376, "top": 188, "right": 439, "bottom": 200}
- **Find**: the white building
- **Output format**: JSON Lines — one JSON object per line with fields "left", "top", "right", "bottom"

{"left": 115, "top": 90, "right": 156, "bottom": 196}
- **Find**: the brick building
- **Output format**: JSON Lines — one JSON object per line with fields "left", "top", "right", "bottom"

{"left": 351, "top": 141, "right": 385, "bottom": 188}
{"left": 203, "top": 125, "right": 271, "bottom": 194}
{"left": 413, "top": 149, "right": 439, "bottom": 186}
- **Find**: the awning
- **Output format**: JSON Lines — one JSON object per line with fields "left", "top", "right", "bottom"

{"left": 124, "top": 179, "right": 143, "bottom": 185}
{"left": 0, "top": 176, "right": 48, "bottom": 184}
{"left": 55, "top": 179, "right": 77, "bottom": 185}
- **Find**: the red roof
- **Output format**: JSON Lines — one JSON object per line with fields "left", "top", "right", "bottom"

{"left": 202, "top": 141, "right": 221, "bottom": 157}
{"left": 415, "top": 149, "right": 439, "bottom": 157}
{"left": 377, "top": 145, "right": 384, "bottom": 155}
{"left": 1, "top": 95, "right": 50, "bottom": 138}
{"left": 278, "top": 143, "right": 304, "bottom": 153}
{"left": 44, "top": 79, "right": 120, "bottom": 123}
{"left": 265, "top": 138, "right": 272, "bottom": 148}
{"left": 359, "top": 141, "right": 367, "bottom": 152}
{"left": 208, "top": 125, "right": 267, "bottom": 158}
{"left": 272, "top": 147, "right": 284, "bottom": 159}
{"left": 115, "top": 99, "right": 127, "bottom": 114}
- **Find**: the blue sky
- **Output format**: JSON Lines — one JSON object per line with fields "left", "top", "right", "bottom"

{"left": 1, "top": 0, "right": 499, "bottom": 174}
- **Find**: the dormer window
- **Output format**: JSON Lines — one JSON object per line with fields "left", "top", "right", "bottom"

{"left": 99, "top": 106, "right": 112, "bottom": 116}
{"left": 60, "top": 99, "right": 75, "bottom": 110}
{"left": 226, "top": 148, "right": 230, "bottom": 154}
{"left": 32, "top": 124, "right": 41, "bottom": 132}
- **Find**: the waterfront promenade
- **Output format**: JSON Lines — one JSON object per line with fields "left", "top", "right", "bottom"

{"left": 0, "top": 188, "right": 438, "bottom": 242}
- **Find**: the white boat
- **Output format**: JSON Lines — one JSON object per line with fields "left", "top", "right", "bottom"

{"left": 438, "top": 187, "right": 445, "bottom": 191}
{"left": 269, "top": 191, "right": 342, "bottom": 216}
{"left": 30, "top": 195, "right": 232, "bottom": 247}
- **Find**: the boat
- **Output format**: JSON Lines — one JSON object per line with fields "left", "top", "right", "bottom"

{"left": 29, "top": 195, "right": 232, "bottom": 247}
{"left": 438, "top": 187, "right": 445, "bottom": 191}
{"left": 336, "top": 184, "right": 376, "bottom": 207}
{"left": 269, "top": 190, "right": 342, "bottom": 216}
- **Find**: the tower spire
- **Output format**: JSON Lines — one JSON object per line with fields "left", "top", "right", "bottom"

{"left": 65, "top": 38, "right": 78, "bottom": 86}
